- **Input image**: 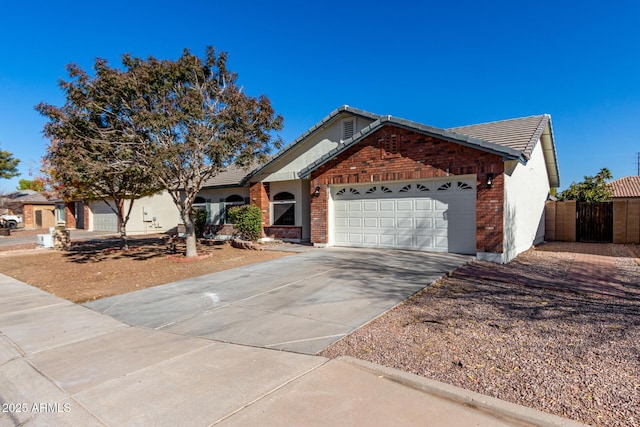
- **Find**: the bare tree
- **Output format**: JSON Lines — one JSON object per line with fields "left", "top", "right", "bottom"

{"left": 123, "top": 47, "right": 283, "bottom": 257}
{"left": 37, "top": 60, "right": 163, "bottom": 249}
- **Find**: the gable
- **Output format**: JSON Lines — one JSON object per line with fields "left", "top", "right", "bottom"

{"left": 246, "top": 106, "right": 379, "bottom": 184}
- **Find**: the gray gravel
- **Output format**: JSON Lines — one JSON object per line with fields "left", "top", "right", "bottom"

{"left": 321, "top": 243, "right": 640, "bottom": 427}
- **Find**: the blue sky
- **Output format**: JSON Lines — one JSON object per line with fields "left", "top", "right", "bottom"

{"left": 1, "top": 0, "right": 639, "bottom": 192}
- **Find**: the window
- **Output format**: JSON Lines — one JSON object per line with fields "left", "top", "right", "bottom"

{"left": 272, "top": 192, "right": 295, "bottom": 226}
{"left": 55, "top": 203, "right": 66, "bottom": 224}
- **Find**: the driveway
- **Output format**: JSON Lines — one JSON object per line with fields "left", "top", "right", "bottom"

{"left": 85, "top": 247, "right": 472, "bottom": 354}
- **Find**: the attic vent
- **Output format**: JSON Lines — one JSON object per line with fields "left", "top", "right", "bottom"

{"left": 342, "top": 119, "right": 355, "bottom": 140}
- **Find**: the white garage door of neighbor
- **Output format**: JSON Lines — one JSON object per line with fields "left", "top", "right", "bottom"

{"left": 91, "top": 203, "right": 119, "bottom": 232}
{"left": 332, "top": 179, "right": 476, "bottom": 254}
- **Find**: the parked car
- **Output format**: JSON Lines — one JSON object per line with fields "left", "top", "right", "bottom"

{"left": 0, "top": 215, "right": 22, "bottom": 229}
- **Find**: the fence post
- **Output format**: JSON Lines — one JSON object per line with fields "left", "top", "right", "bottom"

{"left": 556, "top": 201, "right": 577, "bottom": 242}
{"left": 627, "top": 200, "right": 640, "bottom": 244}
{"left": 545, "top": 201, "right": 556, "bottom": 241}
{"left": 613, "top": 200, "right": 627, "bottom": 244}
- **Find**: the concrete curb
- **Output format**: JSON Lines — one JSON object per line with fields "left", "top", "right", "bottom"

{"left": 337, "top": 356, "right": 588, "bottom": 427}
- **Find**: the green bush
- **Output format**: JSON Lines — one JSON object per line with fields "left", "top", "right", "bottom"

{"left": 193, "top": 208, "right": 208, "bottom": 238}
{"left": 227, "top": 204, "right": 262, "bottom": 241}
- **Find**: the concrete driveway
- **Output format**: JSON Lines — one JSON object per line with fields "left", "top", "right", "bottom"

{"left": 85, "top": 247, "right": 472, "bottom": 354}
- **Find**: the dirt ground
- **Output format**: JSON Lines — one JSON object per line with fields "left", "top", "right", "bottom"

{"left": 0, "top": 235, "right": 292, "bottom": 303}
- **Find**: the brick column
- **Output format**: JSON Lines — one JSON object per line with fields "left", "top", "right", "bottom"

{"left": 310, "top": 180, "right": 328, "bottom": 244}
{"left": 249, "top": 182, "right": 270, "bottom": 234}
{"left": 23, "top": 204, "right": 35, "bottom": 228}
{"left": 475, "top": 171, "right": 504, "bottom": 253}
{"left": 65, "top": 203, "right": 77, "bottom": 228}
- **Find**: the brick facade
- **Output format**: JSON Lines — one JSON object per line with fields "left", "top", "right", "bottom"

{"left": 249, "top": 182, "right": 270, "bottom": 235}
{"left": 264, "top": 226, "right": 302, "bottom": 240}
{"left": 309, "top": 126, "right": 505, "bottom": 253}
{"left": 65, "top": 203, "right": 76, "bottom": 229}
{"left": 23, "top": 204, "right": 35, "bottom": 228}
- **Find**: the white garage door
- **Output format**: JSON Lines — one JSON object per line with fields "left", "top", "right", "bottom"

{"left": 332, "top": 179, "right": 476, "bottom": 254}
{"left": 91, "top": 202, "right": 119, "bottom": 232}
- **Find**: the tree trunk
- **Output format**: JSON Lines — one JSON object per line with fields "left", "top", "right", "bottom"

{"left": 117, "top": 200, "right": 128, "bottom": 250}
{"left": 184, "top": 215, "right": 198, "bottom": 258}
{"left": 119, "top": 221, "right": 129, "bottom": 250}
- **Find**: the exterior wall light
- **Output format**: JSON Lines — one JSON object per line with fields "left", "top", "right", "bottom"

{"left": 314, "top": 186, "right": 321, "bottom": 196}
{"left": 486, "top": 174, "right": 494, "bottom": 188}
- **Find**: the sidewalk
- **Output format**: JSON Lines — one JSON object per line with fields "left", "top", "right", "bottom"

{"left": 0, "top": 274, "right": 585, "bottom": 427}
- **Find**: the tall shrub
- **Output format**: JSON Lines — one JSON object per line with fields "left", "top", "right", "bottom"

{"left": 193, "top": 208, "right": 208, "bottom": 238}
{"left": 227, "top": 205, "right": 262, "bottom": 241}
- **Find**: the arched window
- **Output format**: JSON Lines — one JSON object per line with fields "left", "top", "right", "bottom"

{"left": 194, "top": 196, "right": 206, "bottom": 204}
{"left": 225, "top": 195, "right": 244, "bottom": 203}
{"left": 272, "top": 192, "right": 295, "bottom": 225}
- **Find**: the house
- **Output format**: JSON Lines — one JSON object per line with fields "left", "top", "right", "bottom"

{"left": 6, "top": 191, "right": 55, "bottom": 229}
{"left": 19, "top": 189, "right": 180, "bottom": 235}
{"left": 198, "top": 106, "right": 560, "bottom": 263}
{"left": 608, "top": 176, "right": 640, "bottom": 199}
{"left": 85, "top": 192, "right": 181, "bottom": 235}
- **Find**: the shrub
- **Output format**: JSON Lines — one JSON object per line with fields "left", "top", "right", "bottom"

{"left": 193, "top": 208, "right": 208, "bottom": 238}
{"left": 227, "top": 205, "right": 262, "bottom": 241}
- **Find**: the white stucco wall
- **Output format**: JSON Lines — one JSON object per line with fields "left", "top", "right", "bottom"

{"left": 124, "top": 192, "right": 181, "bottom": 235}
{"left": 502, "top": 141, "right": 551, "bottom": 262}
{"left": 269, "top": 180, "right": 310, "bottom": 240}
{"left": 256, "top": 114, "right": 376, "bottom": 183}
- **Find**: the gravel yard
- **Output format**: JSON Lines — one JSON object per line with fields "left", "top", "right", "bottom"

{"left": 321, "top": 243, "right": 640, "bottom": 427}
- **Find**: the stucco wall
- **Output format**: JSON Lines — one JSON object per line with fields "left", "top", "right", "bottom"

{"left": 124, "top": 192, "right": 181, "bottom": 235}
{"left": 255, "top": 113, "right": 376, "bottom": 183}
{"left": 503, "top": 141, "right": 551, "bottom": 262}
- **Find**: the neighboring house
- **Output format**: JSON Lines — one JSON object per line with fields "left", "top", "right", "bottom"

{"left": 19, "top": 190, "right": 180, "bottom": 235}
{"left": 8, "top": 191, "right": 55, "bottom": 229}
{"left": 608, "top": 176, "right": 640, "bottom": 199}
{"left": 198, "top": 106, "right": 560, "bottom": 263}
{"left": 86, "top": 192, "right": 181, "bottom": 234}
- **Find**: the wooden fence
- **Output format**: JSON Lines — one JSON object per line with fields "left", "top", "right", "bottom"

{"left": 546, "top": 200, "right": 640, "bottom": 243}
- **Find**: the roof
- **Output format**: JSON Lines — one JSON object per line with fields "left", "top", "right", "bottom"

{"left": 201, "top": 164, "right": 258, "bottom": 188}
{"left": 450, "top": 114, "right": 560, "bottom": 188}
{"left": 5, "top": 190, "right": 51, "bottom": 204}
{"left": 608, "top": 176, "right": 640, "bottom": 198}
{"left": 448, "top": 115, "right": 549, "bottom": 159}
{"left": 203, "top": 106, "right": 561, "bottom": 189}
{"left": 300, "top": 113, "right": 557, "bottom": 182}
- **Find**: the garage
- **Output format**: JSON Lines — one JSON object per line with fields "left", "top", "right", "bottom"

{"left": 331, "top": 178, "right": 476, "bottom": 254}
{"left": 90, "top": 202, "right": 119, "bottom": 232}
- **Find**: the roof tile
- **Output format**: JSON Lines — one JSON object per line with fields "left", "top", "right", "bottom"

{"left": 608, "top": 176, "right": 640, "bottom": 198}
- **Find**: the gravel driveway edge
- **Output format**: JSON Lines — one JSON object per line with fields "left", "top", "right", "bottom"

{"left": 338, "top": 356, "right": 588, "bottom": 427}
